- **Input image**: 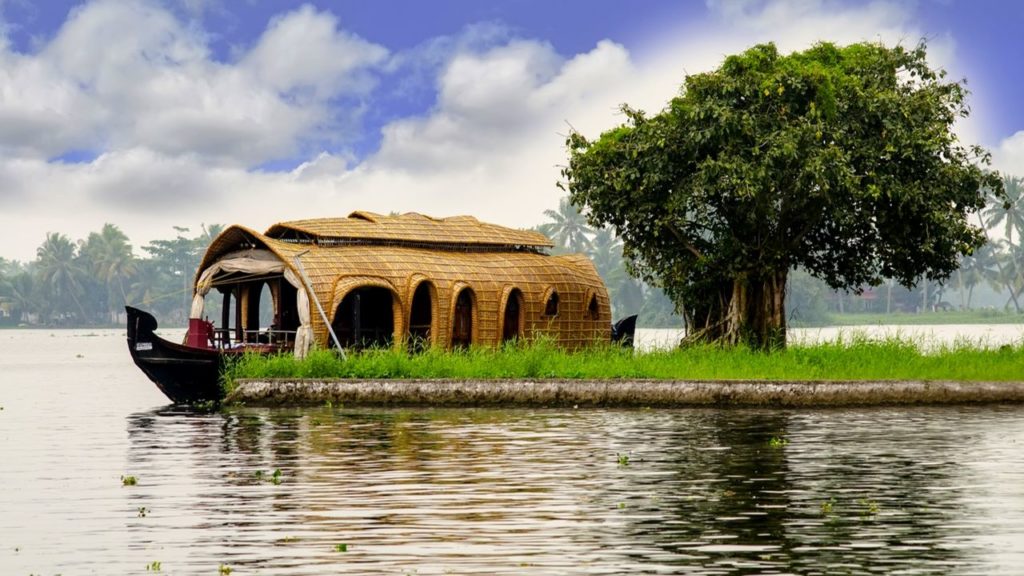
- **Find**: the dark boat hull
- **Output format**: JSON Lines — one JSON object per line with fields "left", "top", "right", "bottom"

{"left": 127, "top": 305, "right": 639, "bottom": 404}
{"left": 612, "top": 315, "right": 637, "bottom": 348}
{"left": 126, "top": 306, "right": 223, "bottom": 404}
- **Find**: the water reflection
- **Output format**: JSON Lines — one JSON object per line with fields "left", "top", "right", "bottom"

{"left": 113, "top": 406, "right": 1024, "bottom": 574}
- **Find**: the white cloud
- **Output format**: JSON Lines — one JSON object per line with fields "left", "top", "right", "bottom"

{"left": 0, "top": 48, "right": 97, "bottom": 157}
{"left": 0, "top": 0, "right": 387, "bottom": 166}
{"left": 992, "top": 131, "right": 1024, "bottom": 177}
{"left": 1, "top": 0, "right": 1004, "bottom": 262}
{"left": 240, "top": 4, "right": 387, "bottom": 100}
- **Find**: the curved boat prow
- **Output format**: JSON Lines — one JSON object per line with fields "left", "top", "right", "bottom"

{"left": 611, "top": 315, "right": 638, "bottom": 348}
{"left": 126, "top": 306, "right": 223, "bottom": 404}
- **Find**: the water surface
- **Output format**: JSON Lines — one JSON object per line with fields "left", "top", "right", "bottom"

{"left": 2, "top": 329, "right": 1024, "bottom": 575}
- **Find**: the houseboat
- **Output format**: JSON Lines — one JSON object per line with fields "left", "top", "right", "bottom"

{"left": 127, "top": 211, "right": 636, "bottom": 403}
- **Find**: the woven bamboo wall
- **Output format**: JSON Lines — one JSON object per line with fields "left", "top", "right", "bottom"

{"left": 197, "top": 219, "right": 612, "bottom": 349}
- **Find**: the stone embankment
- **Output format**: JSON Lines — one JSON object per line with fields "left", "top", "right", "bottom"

{"left": 228, "top": 379, "right": 1024, "bottom": 407}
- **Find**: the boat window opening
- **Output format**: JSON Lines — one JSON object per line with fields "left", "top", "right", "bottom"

{"left": 251, "top": 282, "right": 274, "bottom": 343}
{"left": 544, "top": 292, "right": 560, "bottom": 317}
{"left": 331, "top": 287, "right": 395, "bottom": 350}
{"left": 250, "top": 279, "right": 298, "bottom": 347}
{"left": 502, "top": 289, "right": 524, "bottom": 343}
{"left": 588, "top": 294, "right": 600, "bottom": 321}
{"left": 452, "top": 288, "right": 474, "bottom": 349}
{"left": 217, "top": 288, "right": 235, "bottom": 348}
{"left": 205, "top": 277, "right": 299, "bottom": 350}
{"left": 243, "top": 283, "right": 261, "bottom": 343}
{"left": 234, "top": 285, "right": 248, "bottom": 343}
{"left": 277, "top": 281, "right": 300, "bottom": 333}
{"left": 228, "top": 286, "right": 241, "bottom": 344}
{"left": 409, "top": 282, "right": 434, "bottom": 353}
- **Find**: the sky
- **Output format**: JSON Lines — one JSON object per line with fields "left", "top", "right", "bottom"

{"left": 1, "top": 0, "right": 1023, "bottom": 262}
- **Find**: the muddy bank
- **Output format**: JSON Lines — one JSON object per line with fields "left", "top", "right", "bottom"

{"left": 227, "top": 379, "right": 1024, "bottom": 407}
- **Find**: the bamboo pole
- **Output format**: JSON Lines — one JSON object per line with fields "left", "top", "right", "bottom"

{"left": 293, "top": 251, "right": 346, "bottom": 359}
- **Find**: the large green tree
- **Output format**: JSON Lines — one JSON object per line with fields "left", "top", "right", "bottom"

{"left": 561, "top": 41, "right": 1001, "bottom": 348}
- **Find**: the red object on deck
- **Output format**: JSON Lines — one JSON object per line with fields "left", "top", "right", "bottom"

{"left": 186, "top": 318, "right": 215, "bottom": 349}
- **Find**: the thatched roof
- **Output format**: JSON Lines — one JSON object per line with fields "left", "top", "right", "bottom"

{"left": 195, "top": 213, "right": 609, "bottom": 349}
{"left": 265, "top": 211, "right": 553, "bottom": 249}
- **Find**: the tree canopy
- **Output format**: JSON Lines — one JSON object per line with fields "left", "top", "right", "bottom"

{"left": 561, "top": 41, "right": 1002, "bottom": 348}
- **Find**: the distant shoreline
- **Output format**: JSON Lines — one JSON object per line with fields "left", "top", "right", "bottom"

{"left": 3, "top": 311, "right": 1022, "bottom": 331}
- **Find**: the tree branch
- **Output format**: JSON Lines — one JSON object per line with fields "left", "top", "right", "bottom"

{"left": 664, "top": 223, "right": 703, "bottom": 259}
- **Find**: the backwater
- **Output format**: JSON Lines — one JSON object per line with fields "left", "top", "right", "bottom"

{"left": 2, "top": 328, "right": 1023, "bottom": 575}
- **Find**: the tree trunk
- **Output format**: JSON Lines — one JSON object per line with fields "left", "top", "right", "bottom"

{"left": 722, "top": 270, "right": 787, "bottom": 350}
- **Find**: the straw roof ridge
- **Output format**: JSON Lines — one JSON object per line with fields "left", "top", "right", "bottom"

{"left": 264, "top": 211, "right": 554, "bottom": 249}
{"left": 194, "top": 224, "right": 306, "bottom": 288}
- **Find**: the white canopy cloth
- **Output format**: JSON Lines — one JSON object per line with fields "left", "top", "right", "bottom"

{"left": 189, "top": 249, "right": 314, "bottom": 357}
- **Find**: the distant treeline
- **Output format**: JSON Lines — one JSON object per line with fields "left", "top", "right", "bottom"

{"left": 0, "top": 224, "right": 223, "bottom": 328}
{"left": 1, "top": 176, "right": 1022, "bottom": 328}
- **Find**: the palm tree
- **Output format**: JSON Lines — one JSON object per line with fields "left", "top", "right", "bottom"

{"left": 542, "top": 197, "right": 594, "bottom": 253}
{"left": 588, "top": 229, "right": 623, "bottom": 279}
{"left": 1000, "top": 243, "right": 1024, "bottom": 311}
{"left": 958, "top": 243, "right": 1001, "bottom": 309}
{"left": 126, "top": 259, "right": 166, "bottom": 312}
{"left": 983, "top": 175, "right": 1024, "bottom": 247}
{"left": 196, "top": 223, "right": 225, "bottom": 248}
{"left": 143, "top": 226, "right": 206, "bottom": 323}
{"left": 4, "top": 271, "right": 39, "bottom": 323}
{"left": 35, "top": 232, "right": 88, "bottom": 322}
{"left": 80, "top": 224, "right": 137, "bottom": 323}
{"left": 983, "top": 175, "right": 1024, "bottom": 312}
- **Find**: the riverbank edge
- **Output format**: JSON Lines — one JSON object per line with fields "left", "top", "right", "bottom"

{"left": 227, "top": 379, "right": 1024, "bottom": 407}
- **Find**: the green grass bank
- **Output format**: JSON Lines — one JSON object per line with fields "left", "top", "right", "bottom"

{"left": 223, "top": 336, "right": 1024, "bottom": 396}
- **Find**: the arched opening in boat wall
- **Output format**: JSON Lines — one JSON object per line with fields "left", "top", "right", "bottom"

{"left": 217, "top": 286, "right": 238, "bottom": 344}
{"left": 408, "top": 281, "right": 436, "bottom": 353}
{"left": 500, "top": 288, "right": 524, "bottom": 344}
{"left": 331, "top": 287, "right": 396, "bottom": 350}
{"left": 190, "top": 247, "right": 304, "bottom": 351}
{"left": 211, "top": 277, "right": 299, "bottom": 347}
{"left": 257, "top": 283, "right": 274, "bottom": 328}
{"left": 243, "top": 281, "right": 273, "bottom": 340}
{"left": 587, "top": 293, "right": 600, "bottom": 321}
{"left": 451, "top": 287, "right": 476, "bottom": 349}
{"left": 542, "top": 288, "right": 560, "bottom": 318}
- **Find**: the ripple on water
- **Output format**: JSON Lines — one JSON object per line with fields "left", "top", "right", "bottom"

{"left": 3, "top": 330, "right": 1024, "bottom": 574}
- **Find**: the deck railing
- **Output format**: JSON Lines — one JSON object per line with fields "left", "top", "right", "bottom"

{"left": 212, "top": 329, "right": 297, "bottom": 349}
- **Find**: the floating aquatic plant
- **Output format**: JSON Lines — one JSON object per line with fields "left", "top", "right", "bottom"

{"left": 121, "top": 475, "right": 137, "bottom": 486}
{"left": 860, "top": 498, "right": 880, "bottom": 516}
{"left": 254, "top": 469, "right": 283, "bottom": 485}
